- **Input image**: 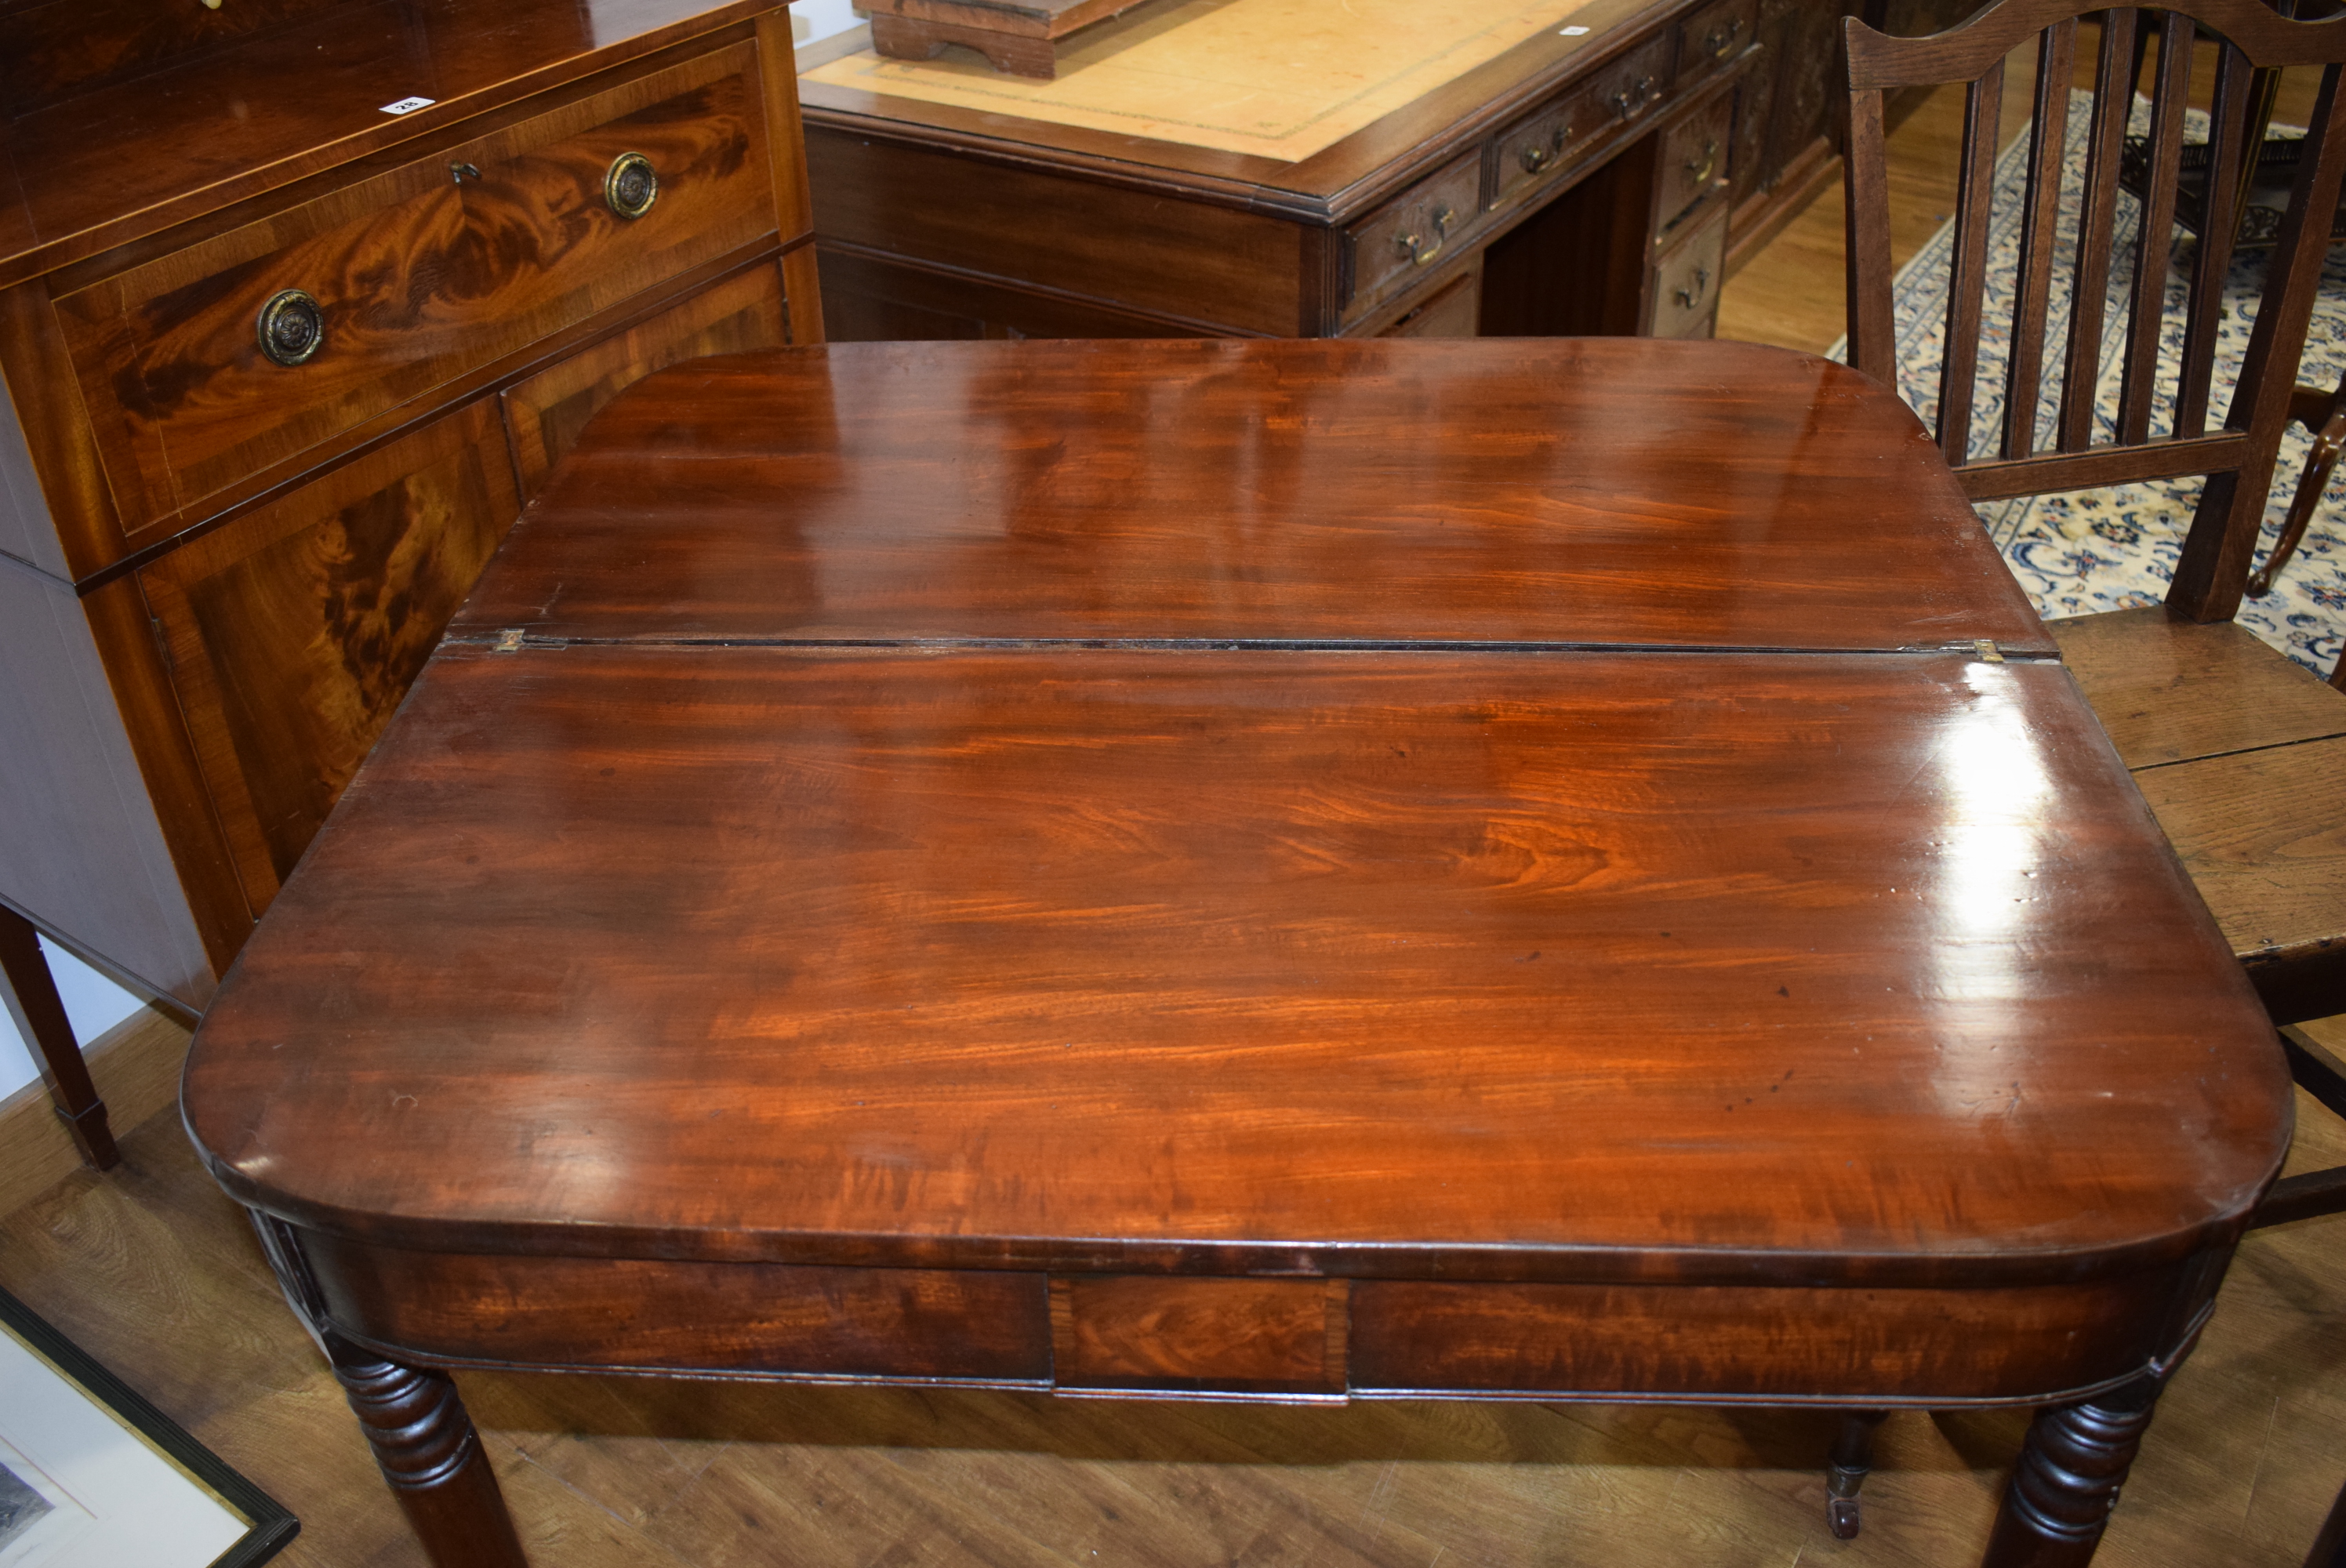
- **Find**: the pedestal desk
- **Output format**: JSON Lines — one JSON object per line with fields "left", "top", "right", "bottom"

{"left": 184, "top": 338, "right": 2291, "bottom": 1567}
{"left": 800, "top": 0, "right": 1973, "bottom": 343}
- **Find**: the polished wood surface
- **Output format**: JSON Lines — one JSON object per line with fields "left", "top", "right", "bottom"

{"left": 189, "top": 642, "right": 2276, "bottom": 1278}
{"left": 452, "top": 337, "right": 2052, "bottom": 654}
{"left": 502, "top": 260, "right": 789, "bottom": 498}
{"left": 183, "top": 338, "right": 2290, "bottom": 1566}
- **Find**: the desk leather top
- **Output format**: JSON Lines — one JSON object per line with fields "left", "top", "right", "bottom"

{"left": 801, "top": 0, "right": 1611, "bottom": 162}
{"left": 183, "top": 339, "right": 2286, "bottom": 1293}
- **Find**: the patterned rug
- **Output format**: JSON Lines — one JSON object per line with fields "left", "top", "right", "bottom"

{"left": 1834, "top": 92, "right": 2346, "bottom": 675}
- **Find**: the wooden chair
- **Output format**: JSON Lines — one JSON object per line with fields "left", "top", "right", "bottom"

{"left": 1834, "top": 0, "right": 2346, "bottom": 1541}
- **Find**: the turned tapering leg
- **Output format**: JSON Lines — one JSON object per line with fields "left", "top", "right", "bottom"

{"left": 1981, "top": 1375, "right": 2166, "bottom": 1568}
{"left": 1825, "top": 1409, "right": 1891, "bottom": 1539}
{"left": 0, "top": 906, "right": 118, "bottom": 1170}
{"left": 323, "top": 1331, "right": 530, "bottom": 1568}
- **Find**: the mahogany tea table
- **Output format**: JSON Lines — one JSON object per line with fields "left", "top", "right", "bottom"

{"left": 182, "top": 339, "right": 2290, "bottom": 1567}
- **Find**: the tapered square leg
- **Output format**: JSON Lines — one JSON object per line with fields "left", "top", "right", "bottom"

{"left": 0, "top": 906, "right": 118, "bottom": 1170}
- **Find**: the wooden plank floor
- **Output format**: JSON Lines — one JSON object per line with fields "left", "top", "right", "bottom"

{"left": 4, "top": 1013, "right": 2344, "bottom": 1567}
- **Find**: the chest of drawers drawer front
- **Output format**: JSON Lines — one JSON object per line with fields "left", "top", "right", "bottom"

{"left": 56, "top": 41, "right": 775, "bottom": 544}
{"left": 1346, "top": 153, "right": 1482, "bottom": 310}
{"left": 1486, "top": 33, "right": 1673, "bottom": 214}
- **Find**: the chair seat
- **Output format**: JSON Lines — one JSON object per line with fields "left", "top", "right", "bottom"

{"left": 2052, "top": 607, "right": 2346, "bottom": 1025}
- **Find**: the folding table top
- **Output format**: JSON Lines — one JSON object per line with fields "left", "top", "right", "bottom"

{"left": 184, "top": 339, "right": 2282, "bottom": 1294}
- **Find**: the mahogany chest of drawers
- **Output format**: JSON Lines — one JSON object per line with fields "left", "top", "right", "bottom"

{"left": 1, "top": 0, "right": 823, "bottom": 1010}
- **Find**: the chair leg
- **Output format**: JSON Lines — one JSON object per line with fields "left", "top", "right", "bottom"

{"left": 2250, "top": 405, "right": 2346, "bottom": 597}
{"left": 0, "top": 906, "right": 118, "bottom": 1171}
{"left": 1826, "top": 1409, "right": 1891, "bottom": 1539}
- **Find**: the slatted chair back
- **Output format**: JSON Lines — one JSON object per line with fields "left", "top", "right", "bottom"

{"left": 1842, "top": 0, "right": 2346, "bottom": 622}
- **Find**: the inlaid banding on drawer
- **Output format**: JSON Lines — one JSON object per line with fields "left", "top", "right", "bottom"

{"left": 56, "top": 38, "right": 779, "bottom": 542}
{"left": 1051, "top": 1276, "right": 1349, "bottom": 1394}
{"left": 300, "top": 1233, "right": 1054, "bottom": 1381}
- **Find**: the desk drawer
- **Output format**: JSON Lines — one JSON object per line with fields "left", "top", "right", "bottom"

{"left": 1649, "top": 205, "right": 1728, "bottom": 339}
{"left": 56, "top": 40, "right": 776, "bottom": 543}
{"left": 1346, "top": 153, "right": 1481, "bottom": 307}
{"left": 1377, "top": 270, "right": 1480, "bottom": 337}
{"left": 1487, "top": 33, "right": 1672, "bottom": 213}
{"left": 1655, "top": 84, "right": 1737, "bottom": 231}
{"left": 1676, "top": 0, "right": 1758, "bottom": 86}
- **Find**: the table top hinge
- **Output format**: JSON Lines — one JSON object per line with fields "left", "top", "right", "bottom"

{"left": 493, "top": 628, "right": 526, "bottom": 653}
{"left": 1971, "top": 638, "right": 2006, "bottom": 663}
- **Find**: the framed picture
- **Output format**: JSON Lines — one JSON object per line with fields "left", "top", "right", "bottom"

{"left": 0, "top": 1286, "right": 296, "bottom": 1568}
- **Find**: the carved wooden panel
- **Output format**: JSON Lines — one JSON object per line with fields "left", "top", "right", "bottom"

{"left": 53, "top": 40, "right": 776, "bottom": 542}
{"left": 1762, "top": 0, "right": 1849, "bottom": 184}
{"left": 502, "top": 261, "right": 788, "bottom": 498}
{"left": 139, "top": 398, "right": 520, "bottom": 913}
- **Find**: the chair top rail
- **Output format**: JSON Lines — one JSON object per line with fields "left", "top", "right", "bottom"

{"left": 1846, "top": 0, "right": 2346, "bottom": 89}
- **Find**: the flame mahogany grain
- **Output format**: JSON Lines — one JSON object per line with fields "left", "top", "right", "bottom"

{"left": 453, "top": 337, "right": 2054, "bottom": 655}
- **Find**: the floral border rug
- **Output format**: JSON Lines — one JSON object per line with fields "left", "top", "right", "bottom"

{"left": 1831, "top": 92, "right": 2346, "bottom": 675}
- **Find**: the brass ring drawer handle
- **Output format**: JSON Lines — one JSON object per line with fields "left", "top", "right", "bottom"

{"left": 605, "top": 151, "right": 659, "bottom": 220}
{"left": 1394, "top": 205, "right": 1456, "bottom": 267}
{"left": 1686, "top": 140, "right": 1720, "bottom": 186}
{"left": 256, "top": 289, "right": 325, "bottom": 367}
{"left": 1676, "top": 265, "right": 1712, "bottom": 309}
{"left": 1706, "top": 18, "right": 1745, "bottom": 58}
